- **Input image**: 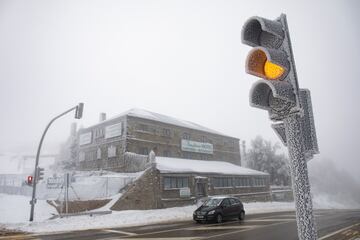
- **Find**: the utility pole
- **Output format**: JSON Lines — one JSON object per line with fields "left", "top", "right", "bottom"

{"left": 29, "top": 103, "right": 84, "bottom": 221}
{"left": 241, "top": 14, "right": 319, "bottom": 239}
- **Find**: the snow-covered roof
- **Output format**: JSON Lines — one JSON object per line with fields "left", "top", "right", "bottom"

{"left": 88, "top": 108, "right": 235, "bottom": 138}
{"left": 156, "top": 157, "right": 268, "bottom": 176}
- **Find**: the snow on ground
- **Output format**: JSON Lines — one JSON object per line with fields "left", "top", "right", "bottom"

{"left": 0, "top": 192, "right": 358, "bottom": 234}
{"left": 0, "top": 193, "right": 295, "bottom": 233}
{"left": 0, "top": 194, "right": 57, "bottom": 224}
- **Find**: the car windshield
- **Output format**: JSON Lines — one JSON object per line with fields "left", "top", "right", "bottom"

{"left": 203, "top": 198, "right": 223, "bottom": 207}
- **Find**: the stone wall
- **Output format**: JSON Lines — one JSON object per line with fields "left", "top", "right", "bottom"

{"left": 49, "top": 199, "right": 111, "bottom": 214}
{"left": 126, "top": 116, "right": 241, "bottom": 165}
{"left": 77, "top": 116, "right": 127, "bottom": 171}
{"left": 123, "top": 152, "right": 148, "bottom": 172}
{"left": 76, "top": 112, "right": 242, "bottom": 172}
{"left": 111, "top": 167, "right": 161, "bottom": 210}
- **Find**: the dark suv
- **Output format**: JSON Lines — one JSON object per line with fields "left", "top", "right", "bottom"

{"left": 193, "top": 196, "right": 245, "bottom": 223}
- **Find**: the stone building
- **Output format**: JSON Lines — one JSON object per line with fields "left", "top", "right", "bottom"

{"left": 77, "top": 108, "right": 241, "bottom": 171}
{"left": 111, "top": 157, "right": 270, "bottom": 210}
{"left": 75, "top": 108, "right": 271, "bottom": 208}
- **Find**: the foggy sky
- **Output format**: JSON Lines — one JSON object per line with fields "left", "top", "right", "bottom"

{"left": 0, "top": 0, "right": 359, "bottom": 179}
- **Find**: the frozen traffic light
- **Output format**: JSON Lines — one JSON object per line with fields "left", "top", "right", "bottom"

{"left": 241, "top": 14, "right": 319, "bottom": 240}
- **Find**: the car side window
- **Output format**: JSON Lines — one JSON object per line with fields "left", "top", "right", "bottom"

{"left": 229, "top": 198, "right": 237, "bottom": 205}
{"left": 222, "top": 199, "right": 231, "bottom": 207}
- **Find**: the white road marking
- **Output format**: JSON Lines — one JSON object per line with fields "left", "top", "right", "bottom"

{"left": 318, "top": 223, "right": 360, "bottom": 240}
{"left": 0, "top": 236, "right": 40, "bottom": 240}
{"left": 245, "top": 218, "right": 295, "bottom": 222}
{"left": 103, "top": 238, "right": 202, "bottom": 240}
{"left": 204, "top": 221, "right": 292, "bottom": 240}
{"left": 102, "top": 229, "right": 137, "bottom": 236}
{"left": 187, "top": 225, "right": 256, "bottom": 231}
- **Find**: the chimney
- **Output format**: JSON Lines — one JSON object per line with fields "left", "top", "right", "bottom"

{"left": 99, "top": 112, "right": 106, "bottom": 122}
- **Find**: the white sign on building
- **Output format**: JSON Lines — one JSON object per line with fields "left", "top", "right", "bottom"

{"left": 181, "top": 139, "right": 213, "bottom": 154}
{"left": 79, "top": 132, "right": 92, "bottom": 146}
{"left": 105, "top": 123, "right": 122, "bottom": 139}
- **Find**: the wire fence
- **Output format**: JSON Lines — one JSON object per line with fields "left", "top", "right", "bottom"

{"left": 0, "top": 173, "right": 138, "bottom": 201}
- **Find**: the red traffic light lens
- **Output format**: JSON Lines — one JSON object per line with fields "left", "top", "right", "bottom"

{"left": 27, "top": 176, "right": 33, "bottom": 183}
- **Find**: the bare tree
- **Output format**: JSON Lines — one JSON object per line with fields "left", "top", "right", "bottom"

{"left": 247, "top": 136, "right": 291, "bottom": 186}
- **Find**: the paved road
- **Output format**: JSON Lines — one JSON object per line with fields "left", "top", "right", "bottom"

{"left": 3, "top": 209, "right": 360, "bottom": 240}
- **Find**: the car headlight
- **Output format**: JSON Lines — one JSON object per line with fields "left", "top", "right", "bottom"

{"left": 207, "top": 210, "right": 215, "bottom": 215}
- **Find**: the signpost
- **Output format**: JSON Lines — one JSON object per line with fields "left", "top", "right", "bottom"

{"left": 241, "top": 14, "right": 319, "bottom": 240}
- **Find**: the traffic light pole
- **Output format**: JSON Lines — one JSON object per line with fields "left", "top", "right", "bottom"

{"left": 242, "top": 14, "right": 319, "bottom": 240}
{"left": 284, "top": 114, "right": 317, "bottom": 240}
{"left": 29, "top": 106, "right": 78, "bottom": 222}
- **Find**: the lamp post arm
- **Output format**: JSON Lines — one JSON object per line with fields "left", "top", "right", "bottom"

{"left": 29, "top": 106, "right": 77, "bottom": 221}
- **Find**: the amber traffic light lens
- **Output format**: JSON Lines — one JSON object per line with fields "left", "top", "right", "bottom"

{"left": 246, "top": 48, "right": 287, "bottom": 81}
{"left": 264, "top": 60, "right": 285, "bottom": 80}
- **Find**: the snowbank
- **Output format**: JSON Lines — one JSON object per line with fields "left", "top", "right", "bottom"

{"left": 2, "top": 193, "right": 294, "bottom": 233}
{"left": 0, "top": 194, "right": 57, "bottom": 224}
{"left": 1, "top": 192, "right": 357, "bottom": 234}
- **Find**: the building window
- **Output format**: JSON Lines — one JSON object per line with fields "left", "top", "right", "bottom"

{"left": 162, "top": 128, "right": 171, "bottom": 137}
{"left": 137, "top": 124, "right": 149, "bottom": 132}
{"left": 201, "top": 136, "right": 206, "bottom": 142}
{"left": 97, "top": 148, "right": 102, "bottom": 160}
{"left": 234, "top": 177, "right": 251, "bottom": 187}
{"left": 108, "top": 145, "right": 116, "bottom": 158}
{"left": 79, "top": 152, "right": 85, "bottom": 162}
{"left": 254, "top": 178, "right": 265, "bottom": 187}
{"left": 183, "top": 152, "right": 192, "bottom": 159}
{"left": 87, "top": 151, "right": 96, "bottom": 161}
{"left": 164, "top": 177, "right": 189, "bottom": 190}
{"left": 139, "top": 147, "right": 149, "bottom": 155}
{"left": 182, "top": 132, "right": 190, "bottom": 140}
{"left": 212, "top": 177, "right": 233, "bottom": 188}
{"left": 163, "top": 150, "right": 170, "bottom": 157}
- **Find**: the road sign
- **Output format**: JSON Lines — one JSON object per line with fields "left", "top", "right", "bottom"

{"left": 46, "top": 177, "right": 64, "bottom": 189}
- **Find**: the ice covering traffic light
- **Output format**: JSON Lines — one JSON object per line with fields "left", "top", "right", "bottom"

{"left": 242, "top": 14, "right": 299, "bottom": 121}
{"left": 242, "top": 14, "right": 319, "bottom": 240}
{"left": 242, "top": 14, "right": 318, "bottom": 158}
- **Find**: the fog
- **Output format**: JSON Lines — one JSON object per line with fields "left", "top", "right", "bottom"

{"left": 0, "top": 0, "right": 359, "bottom": 187}
{"left": 309, "top": 158, "right": 360, "bottom": 208}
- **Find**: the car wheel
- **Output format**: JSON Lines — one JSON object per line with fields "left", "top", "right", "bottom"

{"left": 216, "top": 214, "right": 223, "bottom": 223}
{"left": 239, "top": 211, "right": 245, "bottom": 221}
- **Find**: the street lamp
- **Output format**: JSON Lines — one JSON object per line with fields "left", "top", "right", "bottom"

{"left": 29, "top": 103, "right": 84, "bottom": 221}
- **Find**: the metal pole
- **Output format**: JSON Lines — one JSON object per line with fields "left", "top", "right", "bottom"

{"left": 66, "top": 173, "right": 69, "bottom": 214}
{"left": 29, "top": 106, "right": 77, "bottom": 221}
{"left": 284, "top": 114, "right": 317, "bottom": 240}
{"left": 106, "top": 177, "right": 109, "bottom": 197}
